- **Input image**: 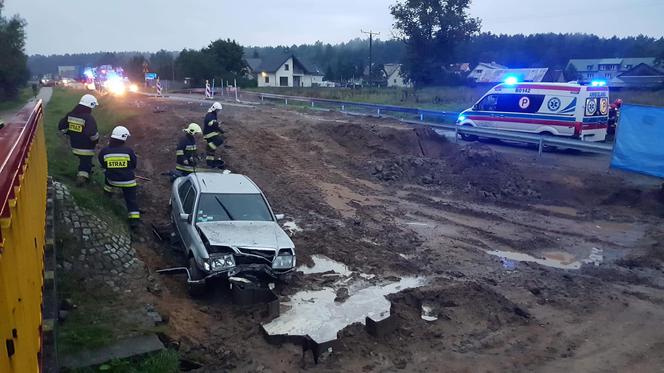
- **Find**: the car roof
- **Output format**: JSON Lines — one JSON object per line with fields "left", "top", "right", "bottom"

{"left": 190, "top": 173, "right": 262, "bottom": 194}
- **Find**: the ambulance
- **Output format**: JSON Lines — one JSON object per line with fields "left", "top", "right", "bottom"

{"left": 457, "top": 80, "right": 609, "bottom": 142}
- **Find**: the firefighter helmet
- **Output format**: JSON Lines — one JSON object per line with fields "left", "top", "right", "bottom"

{"left": 184, "top": 123, "right": 202, "bottom": 135}
{"left": 79, "top": 94, "right": 99, "bottom": 109}
{"left": 110, "top": 126, "right": 131, "bottom": 141}
{"left": 208, "top": 102, "right": 222, "bottom": 113}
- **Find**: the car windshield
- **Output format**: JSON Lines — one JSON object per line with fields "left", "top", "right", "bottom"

{"left": 195, "top": 193, "right": 273, "bottom": 223}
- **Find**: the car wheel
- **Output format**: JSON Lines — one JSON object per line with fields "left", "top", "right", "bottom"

{"left": 187, "top": 257, "right": 206, "bottom": 297}
{"left": 459, "top": 125, "right": 478, "bottom": 142}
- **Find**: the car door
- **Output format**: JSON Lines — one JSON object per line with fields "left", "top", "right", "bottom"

{"left": 172, "top": 179, "right": 191, "bottom": 237}
{"left": 180, "top": 184, "right": 198, "bottom": 255}
{"left": 474, "top": 94, "right": 499, "bottom": 128}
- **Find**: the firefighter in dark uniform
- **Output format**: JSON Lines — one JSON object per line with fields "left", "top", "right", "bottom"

{"left": 58, "top": 94, "right": 100, "bottom": 185}
{"left": 98, "top": 126, "right": 140, "bottom": 226}
{"left": 176, "top": 123, "right": 203, "bottom": 174}
{"left": 203, "top": 102, "right": 225, "bottom": 168}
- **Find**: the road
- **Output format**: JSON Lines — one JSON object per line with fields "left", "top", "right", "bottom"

{"left": 0, "top": 87, "right": 53, "bottom": 123}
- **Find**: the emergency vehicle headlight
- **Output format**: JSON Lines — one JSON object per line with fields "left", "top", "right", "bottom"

{"left": 457, "top": 115, "right": 466, "bottom": 122}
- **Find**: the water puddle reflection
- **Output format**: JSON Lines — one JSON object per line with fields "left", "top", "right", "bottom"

{"left": 263, "top": 277, "right": 427, "bottom": 344}
{"left": 485, "top": 248, "right": 604, "bottom": 270}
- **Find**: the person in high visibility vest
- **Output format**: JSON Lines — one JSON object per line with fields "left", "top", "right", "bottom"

{"left": 176, "top": 123, "right": 203, "bottom": 174}
{"left": 98, "top": 126, "right": 141, "bottom": 227}
{"left": 203, "top": 102, "right": 225, "bottom": 168}
{"left": 57, "top": 94, "right": 100, "bottom": 186}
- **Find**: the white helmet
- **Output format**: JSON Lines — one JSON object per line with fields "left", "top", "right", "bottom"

{"left": 110, "top": 126, "right": 130, "bottom": 141}
{"left": 79, "top": 94, "right": 99, "bottom": 109}
{"left": 184, "top": 123, "right": 202, "bottom": 135}
{"left": 208, "top": 102, "right": 222, "bottom": 113}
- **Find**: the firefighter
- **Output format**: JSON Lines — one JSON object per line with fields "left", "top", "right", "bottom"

{"left": 176, "top": 123, "right": 203, "bottom": 174}
{"left": 203, "top": 102, "right": 225, "bottom": 168}
{"left": 608, "top": 99, "right": 623, "bottom": 136}
{"left": 58, "top": 94, "right": 100, "bottom": 185}
{"left": 98, "top": 126, "right": 140, "bottom": 227}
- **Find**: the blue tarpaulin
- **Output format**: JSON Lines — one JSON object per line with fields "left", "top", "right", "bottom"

{"left": 611, "top": 104, "right": 664, "bottom": 179}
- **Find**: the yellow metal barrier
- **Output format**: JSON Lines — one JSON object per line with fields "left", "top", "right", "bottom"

{"left": 0, "top": 100, "right": 48, "bottom": 373}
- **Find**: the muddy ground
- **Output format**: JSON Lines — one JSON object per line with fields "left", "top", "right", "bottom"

{"left": 108, "top": 95, "right": 664, "bottom": 372}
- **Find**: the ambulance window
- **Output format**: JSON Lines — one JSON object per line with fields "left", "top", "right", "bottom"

{"left": 477, "top": 95, "right": 498, "bottom": 111}
{"left": 496, "top": 94, "right": 545, "bottom": 113}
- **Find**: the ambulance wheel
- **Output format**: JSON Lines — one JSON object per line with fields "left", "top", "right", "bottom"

{"left": 459, "top": 125, "right": 478, "bottom": 142}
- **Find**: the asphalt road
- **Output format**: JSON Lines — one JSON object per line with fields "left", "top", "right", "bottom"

{"left": 0, "top": 87, "right": 53, "bottom": 123}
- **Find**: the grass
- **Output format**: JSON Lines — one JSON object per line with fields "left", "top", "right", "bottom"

{"left": 248, "top": 86, "right": 664, "bottom": 112}
{"left": 67, "top": 350, "right": 180, "bottom": 373}
{"left": 44, "top": 88, "right": 138, "bottom": 223}
{"left": 0, "top": 87, "right": 35, "bottom": 113}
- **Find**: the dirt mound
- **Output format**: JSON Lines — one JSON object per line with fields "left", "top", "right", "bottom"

{"left": 323, "top": 123, "right": 448, "bottom": 158}
{"left": 372, "top": 143, "right": 541, "bottom": 201}
{"left": 389, "top": 281, "right": 532, "bottom": 329}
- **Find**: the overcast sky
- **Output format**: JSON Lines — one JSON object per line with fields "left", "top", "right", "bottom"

{"left": 5, "top": 0, "right": 664, "bottom": 55}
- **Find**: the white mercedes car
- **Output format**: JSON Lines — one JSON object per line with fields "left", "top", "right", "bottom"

{"left": 170, "top": 172, "right": 296, "bottom": 294}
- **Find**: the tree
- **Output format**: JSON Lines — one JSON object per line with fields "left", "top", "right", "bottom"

{"left": 564, "top": 63, "right": 580, "bottom": 81}
{"left": 0, "top": 3, "right": 29, "bottom": 100}
{"left": 391, "top": 0, "right": 480, "bottom": 87}
{"left": 125, "top": 55, "right": 147, "bottom": 82}
{"left": 150, "top": 49, "right": 175, "bottom": 80}
{"left": 324, "top": 66, "right": 334, "bottom": 81}
{"left": 96, "top": 52, "right": 119, "bottom": 66}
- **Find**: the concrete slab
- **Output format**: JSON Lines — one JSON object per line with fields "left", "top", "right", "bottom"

{"left": 59, "top": 334, "right": 164, "bottom": 369}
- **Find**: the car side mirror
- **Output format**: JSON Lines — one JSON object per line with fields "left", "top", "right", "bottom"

{"left": 180, "top": 213, "right": 191, "bottom": 222}
{"left": 275, "top": 214, "right": 285, "bottom": 221}
{"left": 472, "top": 104, "right": 479, "bottom": 111}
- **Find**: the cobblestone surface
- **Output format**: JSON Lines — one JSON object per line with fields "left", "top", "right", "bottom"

{"left": 54, "top": 182, "right": 146, "bottom": 293}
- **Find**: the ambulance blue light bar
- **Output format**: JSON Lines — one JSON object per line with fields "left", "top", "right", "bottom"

{"left": 504, "top": 76, "right": 519, "bottom": 85}
{"left": 591, "top": 80, "right": 607, "bottom": 87}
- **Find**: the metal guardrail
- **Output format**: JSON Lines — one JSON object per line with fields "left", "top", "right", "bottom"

{"left": 241, "top": 90, "right": 614, "bottom": 156}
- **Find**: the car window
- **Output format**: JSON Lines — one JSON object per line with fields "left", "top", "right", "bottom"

{"left": 182, "top": 186, "right": 197, "bottom": 215}
{"left": 496, "top": 94, "right": 545, "bottom": 113}
{"left": 477, "top": 94, "right": 498, "bottom": 111}
{"left": 195, "top": 193, "right": 272, "bottom": 223}
{"left": 178, "top": 179, "right": 191, "bottom": 204}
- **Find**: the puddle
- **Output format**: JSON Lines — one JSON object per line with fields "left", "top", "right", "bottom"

{"left": 298, "top": 255, "right": 352, "bottom": 276}
{"left": 262, "top": 277, "right": 427, "bottom": 343}
{"left": 486, "top": 248, "right": 605, "bottom": 270}
{"left": 282, "top": 221, "right": 303, "bottom": 235}
{"left": 421, "top": 304, "right": 438, "bottom": 322}
{"left": 486, "top": 250, "right": 582, "bottom": 270}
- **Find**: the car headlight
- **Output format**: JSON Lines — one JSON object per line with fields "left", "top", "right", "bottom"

{"left": 272, "top": 254, "right": 294, "bottom": 269}
{"left": 205, "top": 254, "right": 235, "bottom": 272}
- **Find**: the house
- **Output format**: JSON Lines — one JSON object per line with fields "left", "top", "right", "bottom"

{"left": 470, "top": 68, "right": 554, "bottom": 84}
{"left": 248, "top": 54, "right": 324, "bottom": 88}
{"left": 467, "top": 62, "right": 508, "bottom": 81}
{"left": 614, "top": 63, "right": 664, "bottom": 88}
{"left": 384, "top": 63, "right": 412, "bottom": 88}
{"left": 566, "top": 57, "right": 659, "bottom": 87}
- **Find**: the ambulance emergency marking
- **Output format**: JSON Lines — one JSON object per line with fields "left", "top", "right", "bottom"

{"left": 457, "top": 82, "right": 609, "bottom": 142}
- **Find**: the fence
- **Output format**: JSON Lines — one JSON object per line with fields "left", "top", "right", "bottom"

{"left": 237, "top": 90, "right": 614, "bottom": 156}
{"left": 0, "top": 100, "right": 48, "bottom": 373}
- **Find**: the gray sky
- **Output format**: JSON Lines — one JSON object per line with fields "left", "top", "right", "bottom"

{"left": 5, "top": 0, "right": 664, "bottom": 55}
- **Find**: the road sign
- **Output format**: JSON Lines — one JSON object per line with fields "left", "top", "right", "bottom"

{"left": 145, "top": 73, "right": 158, "bottom": 80}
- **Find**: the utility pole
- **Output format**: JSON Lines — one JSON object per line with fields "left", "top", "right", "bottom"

{"left": 361, "top": 30, "right": 380, "bottom": 88}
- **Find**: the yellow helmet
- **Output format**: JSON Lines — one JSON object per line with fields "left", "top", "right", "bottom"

{"left": 184, "top": 123, "right": 202, "bottom": 135}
